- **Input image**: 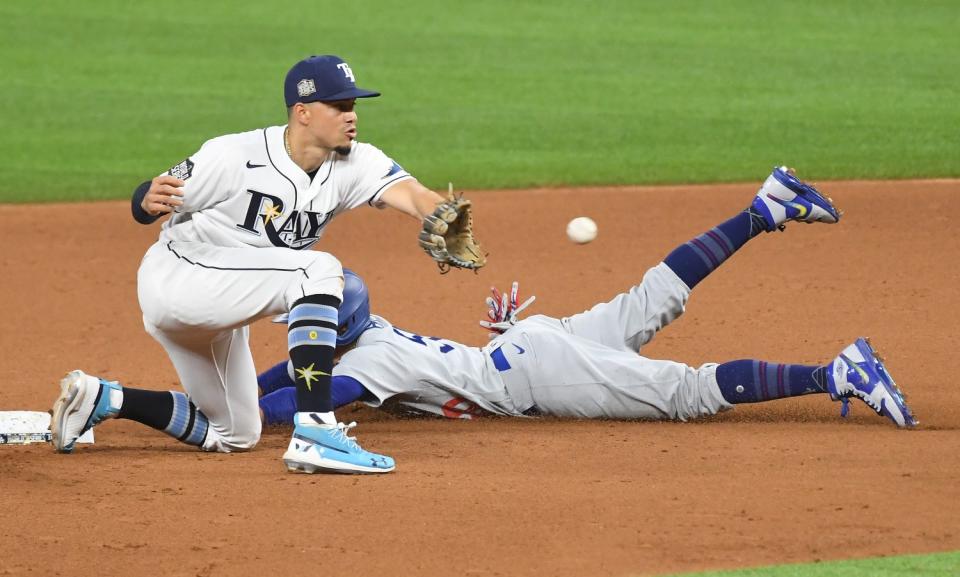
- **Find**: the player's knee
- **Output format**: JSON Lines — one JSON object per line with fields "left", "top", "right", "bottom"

{"left": 287, "top": 253, "right": 344, "bottom": 307}
{"left": 201, "top": 422, "right": 262, "bottom": 453}
{"left": 223, "top": 429, "right": 260, "bottom": 452}
{"left": 304, "top": 253, "right": 342, "bottom": 286}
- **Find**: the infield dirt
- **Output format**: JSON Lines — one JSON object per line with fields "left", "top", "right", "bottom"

{"left": 1, "top": 179, "right": 958, "bottom": 577}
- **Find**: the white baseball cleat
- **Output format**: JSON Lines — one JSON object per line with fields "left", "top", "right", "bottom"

{"left": 50, "top": 370, "right": 122, "bottom": 453}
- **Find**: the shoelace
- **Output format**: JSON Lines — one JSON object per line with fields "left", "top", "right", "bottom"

{"left": 833, "top": 354, "right": 883, "bottom": 418}
{"left": 838, "top": 397, "right": 853, "bottom": 418}
{"left": 331, "top": 421, "right": 360, "bottom": 450}
{"left": 835, "top": 383, "right": 883, "bottom": 418}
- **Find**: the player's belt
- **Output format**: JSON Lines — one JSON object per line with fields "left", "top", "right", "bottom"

{"left": 486, "top": 341, "right": 536, "bottom": 415}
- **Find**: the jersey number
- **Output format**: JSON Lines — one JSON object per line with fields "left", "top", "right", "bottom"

{"left": 392, "top": 328, "right": 454, "bottom": 353}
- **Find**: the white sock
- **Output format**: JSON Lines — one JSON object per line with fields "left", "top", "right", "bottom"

{"left": 295, "top": 411, "right": 336, "bottom": 427}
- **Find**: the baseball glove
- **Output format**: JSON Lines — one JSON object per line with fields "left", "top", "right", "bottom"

{"left": 418, "top": 193, "right": 486, "bottom": 273}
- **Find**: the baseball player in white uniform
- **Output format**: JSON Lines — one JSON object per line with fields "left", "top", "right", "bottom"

{"left": 50, "top": 55, "right": 470, "bottom": 474}
{"left": 258, "top": 168, "right": 917, "bottom": 428}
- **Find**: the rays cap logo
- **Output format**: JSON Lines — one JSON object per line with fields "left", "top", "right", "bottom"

{"left": 284, "top": 55, "right": 380, "bottom": 107}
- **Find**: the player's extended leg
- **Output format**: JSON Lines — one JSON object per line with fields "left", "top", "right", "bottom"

{"left": 507, "top": 327, "right": 731, "bottom": 420}
{"left": 712, "top": 338, "right": 916, "bottom": 427}
{"left": 563, "top": 167, "right": 841, "bottom": 352}
{"left": 715, "top": 360, "right": 829, "bottom": 403}
{"left": 51, "top": 325, "right": 258, "bottom": 453}
{"left": 514, "top": 328, "right": 914, "bottom": 427}
{"left": 52, "top": 326, "right": 382, "bottom": 452}
{"left": 48, "top": 373, "right": 213, "bottom": 450}
{"left": 663, "top": 166, "right": 840, "bottom": 291}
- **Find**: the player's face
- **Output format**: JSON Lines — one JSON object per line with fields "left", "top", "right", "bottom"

{"left": 305, "top": 99, "right": 357, "bottom": 153}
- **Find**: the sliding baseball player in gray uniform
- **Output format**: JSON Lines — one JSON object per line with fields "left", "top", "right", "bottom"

{"left": 50, "top": 55, "right": 484, "bottom": 475}
{"left": 258, "top": 167, "right": 916, "bottom": 428}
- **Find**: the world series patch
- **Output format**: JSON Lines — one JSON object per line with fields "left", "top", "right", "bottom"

{"left": 168, "top": 158, "right": 195, "bottom": 180}
{"left": 297, "top": 79, "right": 316, "bottom": 97}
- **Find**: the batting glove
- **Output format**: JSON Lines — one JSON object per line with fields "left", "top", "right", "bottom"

{"left": 479, "top": 281, "right": 536, "bottom": 339}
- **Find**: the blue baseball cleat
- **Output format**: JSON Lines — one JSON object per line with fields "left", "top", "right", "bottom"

{"left": 751, "top": 166, "right": 842, "bottom": 232}
{"left": 51, "top": 370, "right": 122, "bottom": 453}
{"left": 283, "top": 412, "right": 395, "bottom": 474}
{"left": 827, "top": 338, "right": 917, "bottom": 428}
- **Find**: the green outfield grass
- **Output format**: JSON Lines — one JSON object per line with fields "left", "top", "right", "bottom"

{"left": 1, "top": 0, "right": 957, "bottom": 202}
{"left": 664, "top": 551, "right": 960, "bottom": 577}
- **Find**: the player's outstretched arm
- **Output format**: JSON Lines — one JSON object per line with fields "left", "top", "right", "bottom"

{"left": 380, "top": 180, "right": 486, "bottom": 272}
{"left": 378, "top": 179, "right": 445, "bottom": 219}
{"left": 259, "top": 374, "right": 370, "bottom": 425}
{"left": 131, "top": 175, "right": 184, "bottom": 224}
{"left": 362, "top": 177, "right": 488, "bottom": 271}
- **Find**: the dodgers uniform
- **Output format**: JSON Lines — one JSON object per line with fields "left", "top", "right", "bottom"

{"left": 261, "top": 166, "right": 916, "bottom": 431}
{"left": 138, "top": 126, "right": 412, "bottom": 451}
{"left": 335, "top": 263, "right": 731, "bottom": 420}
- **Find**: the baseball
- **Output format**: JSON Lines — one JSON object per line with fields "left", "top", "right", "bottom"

{"left": 566, "top": 216, "right": 598, "bottom": 244}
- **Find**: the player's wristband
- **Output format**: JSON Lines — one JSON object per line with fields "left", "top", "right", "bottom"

{"left": 131, "top": 180, "right": 161, "bottom": 225}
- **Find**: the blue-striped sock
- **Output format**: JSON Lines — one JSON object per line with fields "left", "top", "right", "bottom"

{"left": 164, "top": 391, "right": 210, "bottom": 446}
{"left": 118, "top": 387, "right": 206, "bottom": 447}
{"left": 118, "top": 387, "right": 172, "bottom": 429}
{"left": 663, "top": 208, "right": 768, "bottom": 289}
{"left": 288, "top": 294, "right": 341, "bottom": 413}
{"left": 715, "top": 360, "right": 829, "bottom": 404}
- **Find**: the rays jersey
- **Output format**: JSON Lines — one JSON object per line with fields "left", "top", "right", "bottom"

{"left": 334, "top": 315, "right": 521, "bottom": 418}
{"left": 159, "top": 125, "right": 412, "bottom": 248}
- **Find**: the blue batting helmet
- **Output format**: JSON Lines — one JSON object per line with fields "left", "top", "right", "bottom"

{"left": 338, "top": 268, "right": 371, "bottom": 346}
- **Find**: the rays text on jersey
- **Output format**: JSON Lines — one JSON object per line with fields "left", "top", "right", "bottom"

{"left": 236, "top": 189, "right": 333, "bottom": 250}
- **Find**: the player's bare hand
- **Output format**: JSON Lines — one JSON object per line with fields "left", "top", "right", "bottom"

{"left": 142, "top": 175, "right": 185, "bottom": 216}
